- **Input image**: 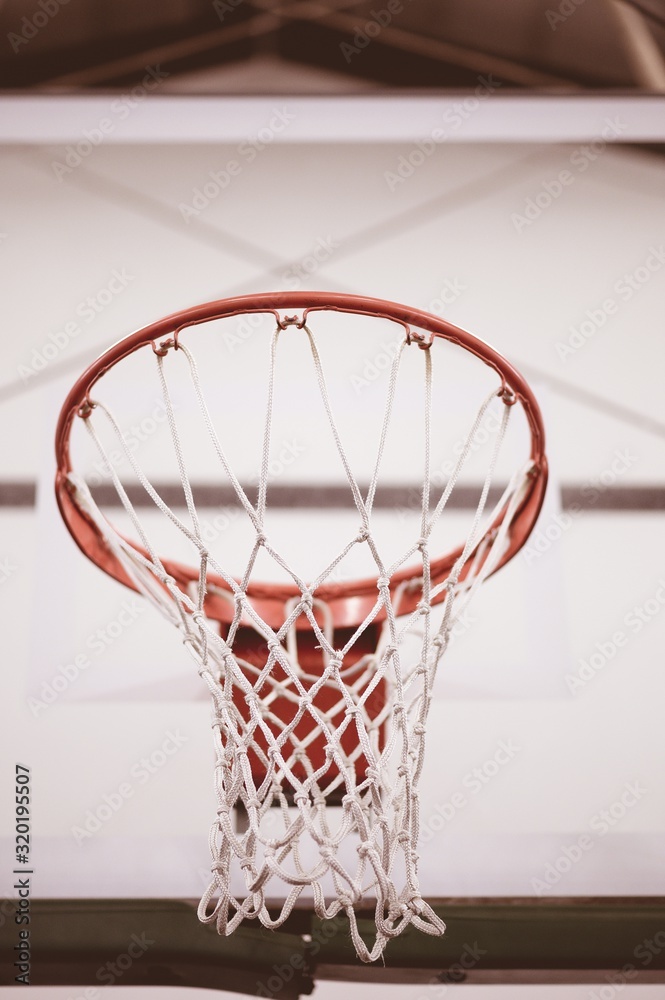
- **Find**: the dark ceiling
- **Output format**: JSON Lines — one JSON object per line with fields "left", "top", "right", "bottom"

{"left": 1, "top": 0, "right": 665, "bottom": 92}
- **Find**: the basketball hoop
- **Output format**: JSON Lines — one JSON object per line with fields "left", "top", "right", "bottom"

{"left": 55, "top": 291, "right": 547, "bottom": 962}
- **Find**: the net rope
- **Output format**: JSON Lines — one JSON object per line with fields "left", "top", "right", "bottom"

{"left": 68, "top": 315, "right": 534, "bottom": 962}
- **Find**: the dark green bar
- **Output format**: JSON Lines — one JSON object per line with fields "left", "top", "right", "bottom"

{"left": 0, "top": 899, "right": 312, "bottom": 997}
{"left": 2, "top": 898, "right": 665, "bottom": 992}
{"left": 312, "top": 898, "right": 665, "bottom": 982}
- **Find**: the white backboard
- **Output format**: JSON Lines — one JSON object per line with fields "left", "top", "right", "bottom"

{"left": 1, "top": 97, "right": 664, "bottom": 913}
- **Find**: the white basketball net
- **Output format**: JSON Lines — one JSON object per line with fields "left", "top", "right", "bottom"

{"left": 68, "top": 314, "right": 534, "bottom": 962}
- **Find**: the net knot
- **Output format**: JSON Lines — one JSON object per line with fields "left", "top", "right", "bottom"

{"left": 267, "top": 640, "right": 282, "bottom": 655}
{"left": 329, "top": 655, "right": 343, "bottom": 670}
{"left": 245, "top": 797, "right": 261, "bottom": 810}
{"left": 417, "top": 536, "right": 428, "bottom": 551}
{"left": 396, "top": 764, "right": 409, "bottom": 778}
{"left": 320, "top": 845, "right": 335, "bottom": 862}
{"left": 293, "top": 790, "right": 309, "bottom": 806}
{"left": 376, "top": 576, "right": 390, "bottom": 591}
{"left": 300, "top": 590, "right": 314, "bottom": 607}
{"left": 345, "top": 705, "right": 361, "bottom": 718}
{"left": 356, "top": 526, "right": 370, "bottom": 543}
{"left": 357, "top": 840, "right": 376, "bottom": 859}
{"left": 393, "top": 702, "right": 405, "bottom": 715}
{"left": 413, "top": 723, "right": 426, "bottom": 736}
{"left": 417, "top": 601, "right": 430, "bottom": 615}
{"left": 365, "top": 766, "right": 379, "bottom": 782}
{"left": 255, "top": 532, "right": 267, "bottom": 546}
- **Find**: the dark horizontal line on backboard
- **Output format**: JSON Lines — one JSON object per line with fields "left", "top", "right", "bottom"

{"left": 2, "top": 482, "right": 664, "bottom": 511}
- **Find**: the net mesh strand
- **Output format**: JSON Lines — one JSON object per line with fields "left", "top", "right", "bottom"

{"left": 68, "top": 315, "right": 533, "bottom": 962}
